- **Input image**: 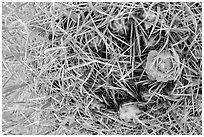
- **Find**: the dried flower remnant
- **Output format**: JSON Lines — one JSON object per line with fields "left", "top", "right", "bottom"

{"left": 145, "top": 49, "right": 180, "bottom": 82}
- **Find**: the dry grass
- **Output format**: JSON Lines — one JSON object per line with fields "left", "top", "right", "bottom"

{"left": 2, "top": 2, "right": 202, "bottom": 135}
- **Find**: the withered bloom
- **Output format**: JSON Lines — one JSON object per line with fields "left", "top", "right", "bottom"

{"left": 145, "top": 49, "right": 180, "bottom": 82}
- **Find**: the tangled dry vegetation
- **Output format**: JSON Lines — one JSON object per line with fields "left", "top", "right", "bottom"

{"left": 2, "top": 2, "right": 202, "bottom": 135}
